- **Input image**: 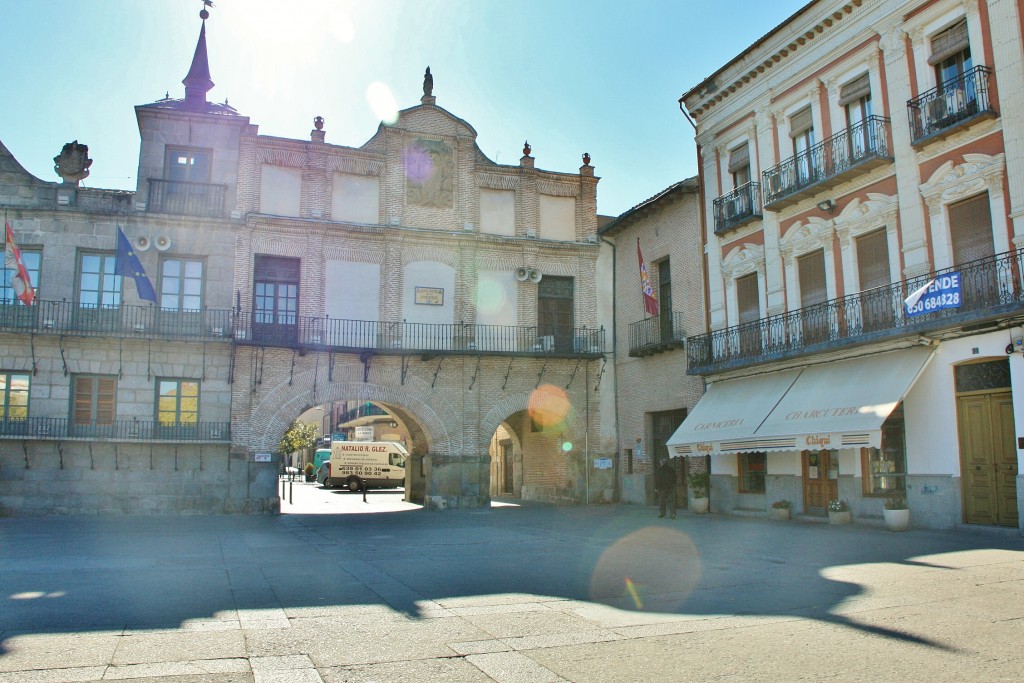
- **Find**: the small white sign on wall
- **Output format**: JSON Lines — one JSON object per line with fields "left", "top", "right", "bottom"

{"left": 254, "top": 452, "right": 272, "bottom": 462}
{"left": 593, "top": 458, "right": 613, "bottom": 470}
{"left": 354, "top": 426, "right": 375, "bottom": 441}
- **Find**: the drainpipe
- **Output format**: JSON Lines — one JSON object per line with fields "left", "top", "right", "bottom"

{"left": 599, "top": 235, "right": 620, "bottom": 502}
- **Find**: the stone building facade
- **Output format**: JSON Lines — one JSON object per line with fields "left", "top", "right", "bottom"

{"left": 674, "top": 0, "right": 1024, "bottom": 532}
{"left": 0, "top": 11, "right": 611, "bottom": 514}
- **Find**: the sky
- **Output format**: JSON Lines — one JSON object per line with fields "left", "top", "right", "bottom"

{"left": 0, "top": 0, "right": 808, "bottom": 218}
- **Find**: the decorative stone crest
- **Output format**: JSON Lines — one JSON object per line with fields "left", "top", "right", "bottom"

{"left": 53, "top": 140, "right": 92, "bottom": 185}
{"left": 919, "top": 153, "right": 1005, "bottom": 212}
{"left": 778, "top": 216, "right": 834, "bottom": 258}
{"left": 721, "top": 243, "right": 765, "bottom": 280}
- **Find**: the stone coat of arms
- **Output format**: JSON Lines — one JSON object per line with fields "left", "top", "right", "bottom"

{"left": 54, "top": 140, "right": 93, "bottom": 184}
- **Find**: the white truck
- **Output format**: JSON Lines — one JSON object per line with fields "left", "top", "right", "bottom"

{"left": 319, "top": 441, "right": 408, "bottom": 492}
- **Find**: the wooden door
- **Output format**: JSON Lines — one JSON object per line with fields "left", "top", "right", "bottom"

{"left": 737, "top": 273, "right": 760, "bottom": 356}
{"left": 957, "top": 391, "right": 1019, "bottom": 526}
{"left": 802, "top": 449, "right": 838, "bottom": 515}
{"left": 501, "top": 442, "right": 514, "bottom": 494}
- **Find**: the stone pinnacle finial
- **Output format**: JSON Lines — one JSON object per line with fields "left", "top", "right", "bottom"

{"left": 423, "top": 67, "right": 433, "bottom": 98}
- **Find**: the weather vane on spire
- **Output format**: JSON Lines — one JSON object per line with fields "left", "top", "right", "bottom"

{"left": 200, "top": 0, "right": 213, "bottom": 20}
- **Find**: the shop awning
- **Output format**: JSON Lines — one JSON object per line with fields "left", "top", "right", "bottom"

{"left": 667, "top": 347, "right": 934, "bottom": 456}
{"left": 666, "top": 368, "right": 802, "bottom": 456}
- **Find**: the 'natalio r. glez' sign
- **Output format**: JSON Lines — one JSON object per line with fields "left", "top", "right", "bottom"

{"left": 904, "top": 272, "right": 962, "bottom": 317}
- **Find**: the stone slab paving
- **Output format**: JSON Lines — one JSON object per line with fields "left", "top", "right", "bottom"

{"left": 1, "top": 484, "right": 1023, "bottom": 682}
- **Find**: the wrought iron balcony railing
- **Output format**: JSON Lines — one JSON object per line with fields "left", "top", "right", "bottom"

{"left": 713, "top": 182, "right": 762, "bottom": 234}
{"left": 687, "top": 247, "right": 1024, "bottom": 374}
{"left": 762, "top": 115, "right": 892, "bottom": 208}
{"left": 0, "top": 298, "right": 606, "bottom": 357}
{"left": 147, "top": 178, "right": 227, "bottom": 218}
{"left": 908, "top": 65, "right": 995, "bottom": 143}
{"left": 0, "top": 299, "right": 236, "bottom": 341}
{"left": 232, "top": 313, "right": 607, "bottom": 357}
{"left": 629, "top": 311, "right": 685, "bottom": 357}
{"left": 0, "top": 416, "right": 231, "bottom": 442}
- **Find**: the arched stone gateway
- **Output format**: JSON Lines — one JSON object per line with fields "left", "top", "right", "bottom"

{"left": 235, "top": 349, "right": 602, "bottom": 510}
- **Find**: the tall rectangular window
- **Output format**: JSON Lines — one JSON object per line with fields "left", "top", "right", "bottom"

{"left": 78, "top": 253, "right": 121, "bottom": 308}
{"left": 789, "top": 107, "right": 815, "bottom": 184}
{"left": 538, "top": 276, "right": 574, "bottom": 353}
{"left": 156, "top": 378, "right": 199, "bottom": 428}
{"left": 657, "top": 259, "right": 674, "bottom": 342}
{"left": 253, "top": 255, "right": 300, "bottom": 345}
{"left": 160, "top": 258, "right": 204, "bottom": 311}
{"left": 0, "top": 371, "right": 30, "bottom": 424}
{"left": 950, "top": 193, "right": 996, "bottom": 307}
{"left": 737, "top": 272, "right": 760, "bottom": 356}
{"left": 165, "top": 148, "right": 212, "bottom": 183}
{"left": 728, "top": 143, "right": 750, "bottom": 189}
{"left": 1, "top": 249, "right": 41, "bottom": 304}
{"left": 72, "top": 375, "right": 116, "bottom": 435}
{"left": 862, "top": 405, "right": 907, "bottom": 496}
{"left": 857, "top": 229, "right": 893, "bottom": 332}
{"left": 738, "top": 452, "right": 767, "bottom": 493}
{"left": 798, "top": 250, "right": 828, "bottom": 343}
{"left": 840, "top": 73, "right": 873, "bottom": 162}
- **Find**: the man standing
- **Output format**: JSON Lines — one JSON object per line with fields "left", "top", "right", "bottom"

{"left": 656, "top": 458, "right": 677, "bottom": 519}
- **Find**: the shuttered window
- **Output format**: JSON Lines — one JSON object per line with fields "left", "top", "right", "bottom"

{"left": 798, "top": 250, "right": 827, "bottom": 307}
{"left": 838, "top": 74, "right": 871, "bottom": 107}
{"left": 789, "top": 107, "right": 814, "bottom": 138}
{"left": 727, "top": 143, "right": 750, "bottom": 174}
{"left": 929, "top": 19, "right": 970, "bottom": 66}
{"left": 950, "top": 194, "right": 995, "bottom": 264}
{"left": 857, "top": 230, "right": 890, "bottom": 291}
{"left": 737, "top": 274, "right": 760, "bottom": 323}
{"left": 72, "top": 375, "right": 116, "bottom": 427}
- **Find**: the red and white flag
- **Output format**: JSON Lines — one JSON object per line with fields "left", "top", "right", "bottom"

{"left": 4, "top": 220, "right": 35, "bottom": 306}
{"left": 637, "top": 239, "right": 658, "bottom": 316}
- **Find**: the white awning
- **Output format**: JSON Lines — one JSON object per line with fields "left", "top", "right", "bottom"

{"left": 666, "top": 368, "right": 801, "bottom": 456}
{"left": 667, "top": 347, "right": 934, "bottom": 456}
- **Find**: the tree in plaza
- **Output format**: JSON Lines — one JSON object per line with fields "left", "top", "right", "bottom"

{"left": 277, "top": 420, "right": 320, "bottom": 460}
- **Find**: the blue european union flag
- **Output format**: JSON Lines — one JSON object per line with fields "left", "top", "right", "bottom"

{"left": 115, "top": 226, "right": 158, "bottom": 304}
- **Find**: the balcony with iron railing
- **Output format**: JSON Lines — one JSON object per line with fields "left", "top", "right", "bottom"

{"left": 629, "top": 311, "right": 686, "bottom": 357}
{"left": 713, "top": 182, "right": 762, "bottom": 235}
{"left": 762, "top": 115, "right": 892, "bottom": 209}
{"left": 147, "top": 178, "right": 227, "bottom": 218}
{"left": 0, "top": 416, "right": 231, "bottom": 442}
{"left": 0, "top": 298, "right": 606, "bottom": 358}
{"left": 908, "top": 65, "right": 996, "bottom": 144}
{"left": 687, "top": 247, "right": 1024, "bottom": 375}
{"left": 335, "top": 403, "right": 388, "bottom": 426}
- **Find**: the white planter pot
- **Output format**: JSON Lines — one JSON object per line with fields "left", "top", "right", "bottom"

{"left": 690, "top": 497, "right": 709, "bottom": 514}
{"left": 883, "top": 508, "right": 910, "bottom": 531}
{"left": 828, "top": 510, "right": 852, "bottom": 525}
{"left": 769, "top": 507, "right": 791, "bottom": 521}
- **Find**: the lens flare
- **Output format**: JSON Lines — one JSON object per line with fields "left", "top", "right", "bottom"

{"left": 367, "top": 82, "right": 399, "bottom": 125}
{"left": 476, "top": 278, "right": 506, "bottom": 316}
{"left": 590, "top": 528, "right": 701, "bottom": 612}
{"left": 528, "top": 384, "right": 572, "bottom": 429}
{"left": 561, "top": 440, "right": 573, "bottom": 452}
{"left": 328, "top": 13, "right": 355, "bottom": 43}
{"left": 404, "top": 143, "right": 433, "bottom": 185}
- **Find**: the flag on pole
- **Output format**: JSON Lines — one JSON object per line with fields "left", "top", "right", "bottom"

{"left": 4, "top": 220, "right": 35, "bottom": 306}
{"left": 115, "top": 226, "right": 158, "bottom": 304}
{"left": 637, "top": 239, "right": 659, "bottom": 316}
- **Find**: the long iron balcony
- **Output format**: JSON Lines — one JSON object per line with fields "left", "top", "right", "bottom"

{"left": 629, "top": 311, "right": 685, "bottom": 357}
{"left": 0, "top": 417, "right": 230, "bottom": 442}
{"left": 908, "top": 65, "right": 996, "bottom": 144}
{"left": 0, "top": 299, "right": 605, "bottom": 358}
{"left": 147, "top": 178, "right": 227, "bottom": 218}
{"left": 713, "top": 182, "right": 762, "bottom": 235}
{"left": 687, "top": 247, "right": 1024, "bottom": 375}
{"left": 762, "top": 115, "right": 892, "bottom": 209}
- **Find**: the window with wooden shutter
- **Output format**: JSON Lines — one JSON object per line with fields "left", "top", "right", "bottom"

{"left": 72, "top": 375, "right": 116, "bottom": 434}
{"left": 950, "top": 193, "right": 997, "bottom": 307}
{"left": 737, "top": 273, "right": 760, "bottom": 355}
{"left": 857, "top": 229, "right": 893, "bottom": 332}
{"left": 798, "top": 250, "right": 829, "bottom": 343}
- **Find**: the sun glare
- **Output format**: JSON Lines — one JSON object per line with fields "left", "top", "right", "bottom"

{"left": 367, "top": 82, "right": 399, "bottom": 124}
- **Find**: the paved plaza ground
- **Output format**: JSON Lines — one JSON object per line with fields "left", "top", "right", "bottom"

{"left": 1, "top": 481, "right": 1023, "bottom": 682}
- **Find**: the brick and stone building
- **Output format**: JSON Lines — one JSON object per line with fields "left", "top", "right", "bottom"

{"left": 0, "top": 9, "right": 611, "bottom": 514}
{"left": 673, "top": 0, "right": 1024, "bottom": 532}
{"left": 598, "top": 179, "right": 706, "bottom": 506}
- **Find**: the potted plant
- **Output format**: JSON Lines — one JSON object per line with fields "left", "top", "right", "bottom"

{"left": 827, "top": 499, "right": 851, "bottom": 525}
{"left": 883, "top": 495, "right": 910, "bottom": 531}
{"left": 688, "top": 471, "right": 710, "bottom": 513}
{"left": 769, "top": 500, "right": 791, "bottom": 521}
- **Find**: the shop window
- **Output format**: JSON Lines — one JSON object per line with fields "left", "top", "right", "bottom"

{"left": 862, "top": 404, "right": 907, "bottom": 496}
{"left": 738, "top": 452, "right": 766, "bottom": 493}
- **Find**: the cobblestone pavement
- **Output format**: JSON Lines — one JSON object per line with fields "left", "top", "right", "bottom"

{"left": 2, "top": 485, "right": 1023, "bottom": 682}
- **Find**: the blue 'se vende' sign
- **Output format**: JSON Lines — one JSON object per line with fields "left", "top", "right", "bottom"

{"left": 905, "top": 272, "right": 962, "bottom": 317}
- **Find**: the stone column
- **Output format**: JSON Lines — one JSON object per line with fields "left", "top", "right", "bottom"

{"left": 879, "top": 25, "right": 931, "bottom": 278}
